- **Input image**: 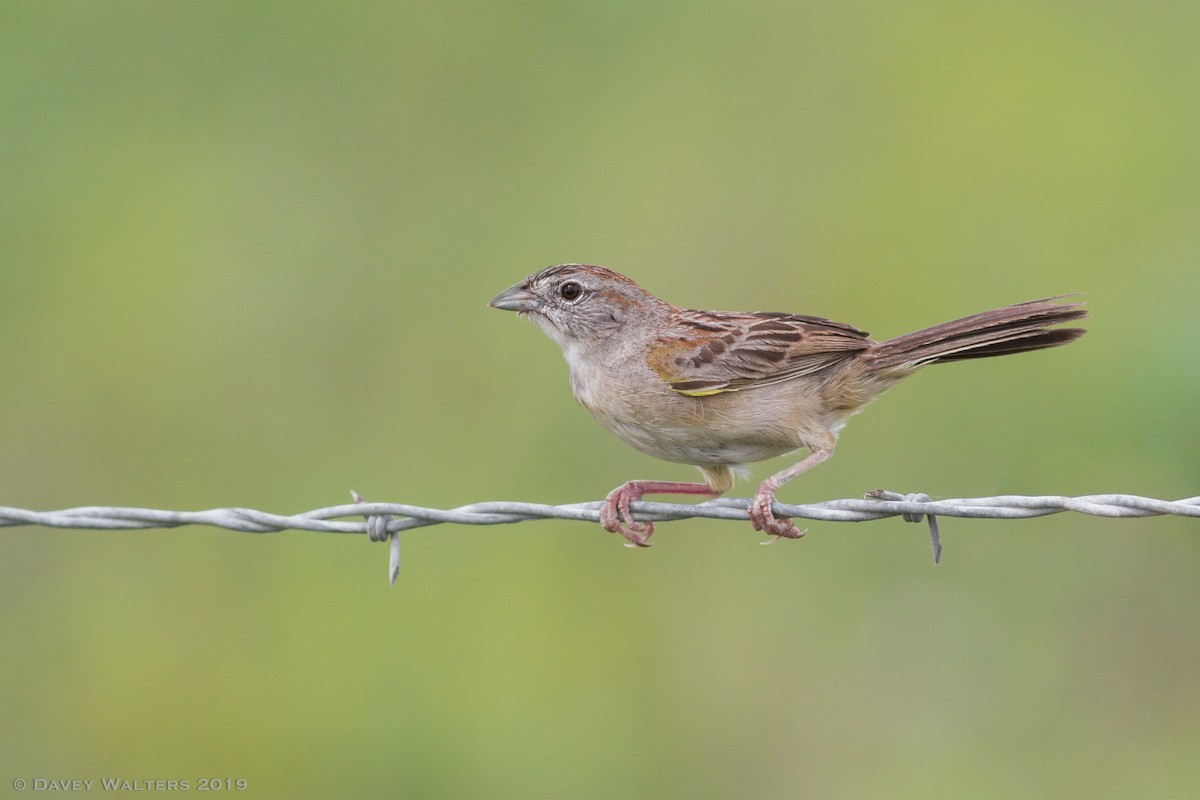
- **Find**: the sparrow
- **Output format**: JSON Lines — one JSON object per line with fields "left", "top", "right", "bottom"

{"left": 489, "top": 264, "right": 1086, "bottom": 546}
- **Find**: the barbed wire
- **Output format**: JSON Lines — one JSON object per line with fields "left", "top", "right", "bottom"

{"left": 3, "top": 490, "right": 1196, "bottom": 584}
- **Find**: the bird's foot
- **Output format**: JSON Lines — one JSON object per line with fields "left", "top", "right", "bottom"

{"left": 751, "top": 485, "right": 806, "bottom": 544}
{"left": 600, "top": 482, "right": 654, "bottom": 547}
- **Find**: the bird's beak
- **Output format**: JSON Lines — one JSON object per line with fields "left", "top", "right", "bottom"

{"left": 488, "top": 283, "right": 542, "bottom": 313}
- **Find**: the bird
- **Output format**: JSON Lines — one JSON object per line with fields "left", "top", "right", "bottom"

{"left": 489, "top": 264, "right": 1086, "bottom": 547}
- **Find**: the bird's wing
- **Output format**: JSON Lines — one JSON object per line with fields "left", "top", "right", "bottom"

{"left": 646, "top": 310, "right": 873, "bottom": 396}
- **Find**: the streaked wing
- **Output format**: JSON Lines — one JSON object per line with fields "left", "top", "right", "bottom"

{"left": 647, "top": 310, "right": 873, "bottom": 396}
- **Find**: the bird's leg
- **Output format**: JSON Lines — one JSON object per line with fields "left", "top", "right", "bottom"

{"left": 751, "top": 447, "right": 833, "bottom": 542}
{"left": 600, "top": 480, "right": 722, "bottom": 548}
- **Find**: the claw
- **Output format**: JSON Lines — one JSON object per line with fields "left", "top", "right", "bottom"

{"left": 757, "top": 525, "right": 807, "bottom": 544}
{"left": 614, "top": 521, "right": 653, "bottom": 547}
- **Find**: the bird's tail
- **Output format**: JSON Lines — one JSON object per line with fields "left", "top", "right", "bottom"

{"left": 866, "top": 296, "right": 1087, "bottom": 371}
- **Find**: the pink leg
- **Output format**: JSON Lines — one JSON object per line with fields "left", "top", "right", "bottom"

{"left": 601, "top": 480, "right": 721, "bottom": 547}
{"left": 750, "top": 447, "right": 833, "bottom": 542}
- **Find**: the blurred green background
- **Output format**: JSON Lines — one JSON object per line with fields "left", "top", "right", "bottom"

{"left": 2, "top": 1, "right": 1198, "bottom": 797}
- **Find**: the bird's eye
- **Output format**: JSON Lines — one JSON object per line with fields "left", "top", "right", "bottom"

{"left": 559, "top": 281, "right": 583, "bottom": 301}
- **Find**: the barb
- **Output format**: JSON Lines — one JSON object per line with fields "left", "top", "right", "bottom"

{"left": 3, "top": 492, "right": 1196, "bottom": 582}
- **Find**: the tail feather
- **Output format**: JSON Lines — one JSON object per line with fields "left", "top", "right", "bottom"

{"left": 867, "top": 296, "right": 1087, "bottom": 371}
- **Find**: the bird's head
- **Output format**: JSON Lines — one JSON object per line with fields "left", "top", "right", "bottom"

{"left": 489, "top": 264, "right": 666, "bottom": 352}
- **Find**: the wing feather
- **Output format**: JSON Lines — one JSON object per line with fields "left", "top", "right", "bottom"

{"left": 647, "top": 310, "right": 872, "bottom": 396}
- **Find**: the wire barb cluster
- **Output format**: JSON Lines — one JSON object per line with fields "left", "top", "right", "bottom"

{"left": 4, "top": 492, "right": 1197, "bottom": 583}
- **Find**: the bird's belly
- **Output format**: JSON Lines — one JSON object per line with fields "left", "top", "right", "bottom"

{"left": 571, "top": 365, "right": 828, "bottom": 467}
{"left": 594, "top": 414, "right": 798, "bottom": 467}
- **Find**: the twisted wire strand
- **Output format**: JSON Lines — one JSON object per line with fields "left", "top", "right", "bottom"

{"left": 6, "top": 492, "right": 1195, "bottom": 584}
{"left": 4, "top": 492, "right": 1198, "bottom": 534}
